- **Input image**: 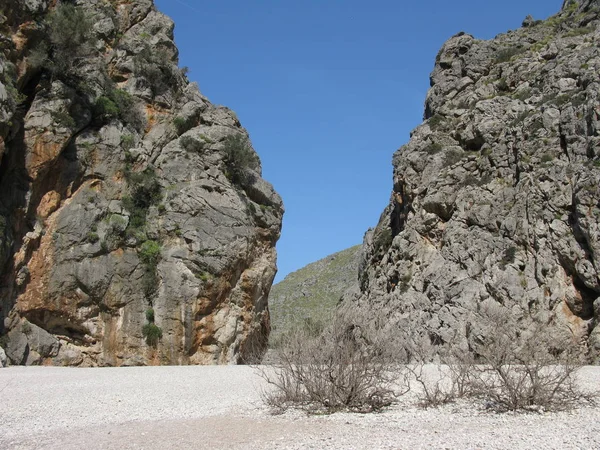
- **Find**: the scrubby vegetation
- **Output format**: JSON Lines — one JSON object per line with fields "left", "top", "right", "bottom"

{"left": 494, "top": 46, "right": 526, "bottom": 63}
{"left": 172, "top": 116, "right": 189, "bottom": 135}
{"left": 122, "top": 167, "right": 162, "bottom": 237}
{"left": 120, "top": 161, "right": 163, "bottom": 300}
{"left": 138, "top": 240, "right": 161, "bottom": 299}
{"left": 427, "top": 114, "right": 445, "bottom": 130}
{"left": 261, "top": 309, "right": 405, "bottom": 413}
{"left": 142, "top": 306, "right": 162, "bottom": 348}
{"left": 134, "top": 44, "right": 187, "bottom": 98}
{"left": 222, "top": 134, "right": 258, "bottom": 185}
{"left": 443, "top": 149, "right": 464, "bottom": 166}
{"left": 262, "top": 304, "right": 596, "bottom": 414}
{"left": 142, "top": 323, "right": 162, "bottom": 347}
{"left": 93, "top": 88, "right": 146, "bottom": 132}
{"left": 180, "top": 135, "right": 204, "bottom": 153}
{"left": 28, "top": 3, "right": 94, "bottom": 79}
{"left": 268, "top": 246, "right": 361, "bottom": 348}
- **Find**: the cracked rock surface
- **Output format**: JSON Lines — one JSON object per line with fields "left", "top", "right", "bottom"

{"left": 0, "top": 0, "right": 282, "bottom": 366}
{"left": 346, "top": 0, "right": 600, "bottom": 361}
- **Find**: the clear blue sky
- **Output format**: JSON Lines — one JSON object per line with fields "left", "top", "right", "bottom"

{"left": 154, "top": 0, "right": 560, "bottom": 282}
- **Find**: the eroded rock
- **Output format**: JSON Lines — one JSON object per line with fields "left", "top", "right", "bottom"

{"left": 347, "top": 3, "right": 600, "bottom": 362}
{"left": 0, "top": 1, "right": 283, "bottom": 365}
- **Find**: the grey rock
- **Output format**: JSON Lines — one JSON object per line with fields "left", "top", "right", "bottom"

{"left": 25, "top": 350, "right": 42, "bottom": 366}
{"left": 522, "top": 15, "right": 535, "bottom": 28}
{"left": 0, "top": 0, "right": 283, "bottom": 366}
{"left": 25, "top": 322, "right": 60, "bottom": 358}
{"left": 346, "top": 3, "right": 600, "bottom": 360}
{"left": 53, "top": 345, "right": 84, "bottom": 367}
{"left": 6, "top": 329, "right": 29, "bottom": 365}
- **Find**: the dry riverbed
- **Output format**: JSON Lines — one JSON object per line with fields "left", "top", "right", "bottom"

{"left": 1, "top": 365, "right": 599, "bottom": 449}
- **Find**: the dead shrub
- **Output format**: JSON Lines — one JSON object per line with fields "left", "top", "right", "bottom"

{"left": 465, "top": 303, "right": 594, "bottom": 412}
{"left": 259, "top": 309, "right": 409, "bottom": 413}
{"left": 401, "top": 329, "right": 477, "bottom": 408}
{"left": 390, "top": 303, "right": 593, "bottom": 412}
{"left": 261, "top": 302, "right": 594, "bottom": 414}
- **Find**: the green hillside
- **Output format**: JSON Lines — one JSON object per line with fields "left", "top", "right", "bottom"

{"left": 268, "top": 245, "right": 361, "bottom": 345}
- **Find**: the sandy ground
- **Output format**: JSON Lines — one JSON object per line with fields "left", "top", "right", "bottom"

{"left": 1, "top": 365, "right": 599, "bottom": 450}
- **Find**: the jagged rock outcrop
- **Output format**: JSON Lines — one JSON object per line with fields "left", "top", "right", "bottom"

{"left": 268, "top": 245, "right": 361, "bottom": 344}
{"left": 346, "top": 0, "right": 600, "bottom": 362}
{"left": 0, "top": 0, "right": 283, "bottom": 366}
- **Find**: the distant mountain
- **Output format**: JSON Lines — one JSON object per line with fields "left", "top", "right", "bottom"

{"left": 268, "top": 245, "right": 361, "bottom": 344}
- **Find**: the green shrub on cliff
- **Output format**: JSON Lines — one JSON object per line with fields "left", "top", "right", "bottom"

{"left": 139, "top": 240, "right": 161, "bottom": 266}
{"left": 29, "top": 3, "right": 94, "bottom": 79}
{"left": 94, "top": 89, "right": 146, "bottom": 132}
{"left": 142, "top": 323, "right": 162, "bottom": 347}
{"left": 222, "top": 134, "right": 257, "bottom": 185}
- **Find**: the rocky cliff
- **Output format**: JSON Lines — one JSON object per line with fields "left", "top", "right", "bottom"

{"left": 346, "top": 0, "right": 600, "bottom": 361}
{"left": 0, "top": 0, "right": 283, "bottom": 366}
{"left": 268, "top": 245, "right": 361, "bottom": 345}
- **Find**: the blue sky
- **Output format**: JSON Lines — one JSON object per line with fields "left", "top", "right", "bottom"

{"left": 154, "top": 0, "right": 560, "bottom": 282}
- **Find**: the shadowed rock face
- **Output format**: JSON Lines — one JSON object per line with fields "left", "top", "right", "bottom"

{"left": 346, "top": 3, "right": 600, "bottom": 361}
{"left": 0, "top": 0, "right": 283, "bottom": 366}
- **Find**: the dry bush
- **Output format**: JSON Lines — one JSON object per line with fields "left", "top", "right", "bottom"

{"left": 259, "top": 309, "right": 409, "bottom": 413}
{"left": 400, "top": 329, "right": 477, "bottom": 408}
{"left": 465, "top": 303, "right": 594, "bottom": 412}
{"left": 260, "top": 301, "right": 594, "bottom": 414}
{"left": 392, "top": 303, "right": 593, "bottom": 412}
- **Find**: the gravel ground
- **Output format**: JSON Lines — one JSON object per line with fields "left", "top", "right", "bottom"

{"left": 1, "top": 365, "right": 599, "bottom": 449}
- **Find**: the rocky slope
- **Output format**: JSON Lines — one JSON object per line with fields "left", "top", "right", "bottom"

{"left": 268, "top": 245, "right": 361, "bottom": 344}
{"left": 0, "top": 0, "right": 283, "bottom": 366}
{"left": 346, "top": 0, "right": 600, "bottom": 361}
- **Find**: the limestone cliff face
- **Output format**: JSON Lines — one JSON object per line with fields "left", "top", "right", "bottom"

{"left": 0, "top": 0, "right": 283, "bottom": 366}
{"left": 347, "top": 0, "right": 600, "bottom": 361}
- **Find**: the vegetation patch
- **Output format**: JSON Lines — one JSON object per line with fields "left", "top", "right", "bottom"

{"left": 564, "top": 26, "right": 595, "bottom": 37}
{"left": 260, "top": 309, "right": 402, "bottom": 413}
{"left": 222, "top": 134, "right": 258, "bottom": 186}
{"left": 51, "top": 111, "right": 76, "bottom": 129}
{"left": 122, "top": 167, "right": 162, "bottom": 238}
{"left": 462, "top": 174, "right": 492, "bottom": 187}
{"left": 424, "top": 141, "right": 443, "bottom": 154}
{"left": 138, "top": 240, "right": 161, "bottom": 299}
{"left": 494, "top": 46, "right": 526, "bottom": 63}
{"left": 142, "top": 323, "right": 162, "bottom": 347}
{"left": 510, "top": 111, "right": 531, "bottom": 127}
{"left": 428, "top": 114, "right": 445, "bottom": 130}
{"left": 500, "top": 246, "right": 517, "bottom": 269}
{"left": 180, "top": 136, "right": 204, "bottom": 153}
{"left": 512, "top": 88, "right": 532, "bottom": 102}
{"left": 172, "top": 116, "right": 189, "bottom": 135}
{"left": 120, "top": 162, "right": 163, "bottom": 300}
{"left": 268, "top": 246, "right": 361, "bottom": 347}
{"left": 87, "top": 232, "right": 100, "bottom": 243}
{"left": 93, "top": 89, "right": 146, "bottom": 131}
{"left": 443, "top": 149, "right": 464, "bottom": 166}
{"left": 541, "top": 153, "right": 554, "bottom": 163}
{"left": 373, "top": 228, "right": 393, "bottom": 255}
{"left": 134, "top": 44, "right": 187, "bottom": 98}
{"left": 27, "top": 3, "right": 94, "bottom": 79}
